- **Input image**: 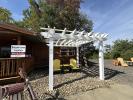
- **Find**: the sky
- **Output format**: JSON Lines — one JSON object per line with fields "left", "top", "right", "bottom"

{"left": 81, "top": 0, "right": 133, "bottom": 44}
{"left": 0, "top": 0, "right": 29, "bottom": 20}
{"left": 0, "top": 0, "right": 133, "bottom": 45}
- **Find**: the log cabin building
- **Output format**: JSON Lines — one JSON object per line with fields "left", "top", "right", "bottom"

{"left": 0, "top": 24, "right": 76, "bottom": 84}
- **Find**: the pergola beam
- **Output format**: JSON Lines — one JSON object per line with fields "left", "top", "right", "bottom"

{"left": 64, "top": 40, "right": 73, "bottom": 45}
{"left": 56, "top": 39, "right": 61, "bottom": 45}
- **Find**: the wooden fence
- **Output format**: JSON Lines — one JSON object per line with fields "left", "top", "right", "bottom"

{"left": 0, "top": 57, "right": 33, "bottom": 79}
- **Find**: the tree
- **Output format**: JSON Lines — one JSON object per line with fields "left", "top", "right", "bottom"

{"left": 28, "top": 0, "right": 42, "bottom": 17}
{"left": 79, "top": 41, "right": 98, "bottom": 59}
{"left": 58, "top": 4, "right": 93, "bottom": 31}
{"left": 0, "top": 7, "right": 13, "bottom": 23}
{"left": 22, "top": 7, "right": 40, "bottom": 31}
{"left": 111, "top": 39, "right": 133, "bottom": 60}
{"left": 19, "top": 0, "right": 93, "bottom": 32}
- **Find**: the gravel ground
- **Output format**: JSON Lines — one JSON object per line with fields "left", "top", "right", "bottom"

{"left": 23, "top": 59, "right": 133, "bottom": 100}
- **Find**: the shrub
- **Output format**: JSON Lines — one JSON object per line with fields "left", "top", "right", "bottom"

{"left": 91, "top": 53, "right": 98, "bottom": 59}
{"left": 104, "top": 52, "right": 112, "bottom": 59}
{"left": 111, "top": 51, "right": 121, "bottom": 59}
{"left": 121, "top": 50, "right": 133, "bottom": 60}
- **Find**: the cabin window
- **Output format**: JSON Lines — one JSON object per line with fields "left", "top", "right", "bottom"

{"left": 0, "top": 47, "right": 11, "bottom": 58}
{"left": 60, "top": 47, "right": 76, "bottom": 56}
{"left": 61, "top": 48, "right": 68, "bottom": 56}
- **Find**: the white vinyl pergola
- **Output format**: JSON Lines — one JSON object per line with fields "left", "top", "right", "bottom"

{"left": 40, "top": 27, "right": 108, "bottom": 91}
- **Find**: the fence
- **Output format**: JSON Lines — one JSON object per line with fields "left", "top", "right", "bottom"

{"left": 0, "top": 57, "right": 33, "bottom": 79}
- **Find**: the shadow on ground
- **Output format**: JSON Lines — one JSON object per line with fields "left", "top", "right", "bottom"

{"left": 45, "top": 90, "right": 66, "bottom": 100}
{"left": 28, "top": 60, "right": 124, "bottom": 89}
{"left": 27, "top": 67, "right": 49, "bottom": 81}
{"left": 54, "top": 60, "right": 124, "bottom": 89}
{"left": 80, "top": 60, "right": 124, "bottom": 79}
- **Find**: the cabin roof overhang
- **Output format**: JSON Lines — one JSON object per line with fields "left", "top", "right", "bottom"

{"left": 0, "top": 23, "right": 36, "bottom": 36}
{"left": 0, "top": 23, "right": 45, "bottom": 43}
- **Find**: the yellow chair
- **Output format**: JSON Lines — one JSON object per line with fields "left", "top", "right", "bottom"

{"left": 70, "top": 58, "right": 80, "bottom": 70}
{"left": 117, "top": 57, "right": 128, "bottom": 67}
{"left": 112, "top": 59, "right": 119, "bottom": 66}
{"left": 53, "top": 59, "right": 61, "bottom": 71}
{"left": 131, "top": 58, "right": 133, "bottom": 62}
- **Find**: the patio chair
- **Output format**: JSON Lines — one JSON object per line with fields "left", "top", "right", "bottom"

{"left": 117, "top": 57, "right": 128, "bottom": 67}
{"left": 59, "top": 58, "right": 71, "bottom": 72}
{"left": 53, "top": 59, "right": 61, "bottom": 71}
{"left": 70, "top": 58, "right": 80, "bottom": 70}
{"left": 112, "top": 59, "right": 119, "bottom": 66}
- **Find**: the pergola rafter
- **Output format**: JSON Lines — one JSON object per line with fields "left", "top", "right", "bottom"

{"left": 40, "top": 27, "right": 108, "bottom": 91}
{"left": 40, "top": 27, "right": 107, "bottom": 47}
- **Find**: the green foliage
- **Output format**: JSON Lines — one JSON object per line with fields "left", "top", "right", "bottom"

{"left": 112, "top": 40, "right": 132, "bottom": 54}
{"left": 39, "top": 3, "right": 59, "bottom": 28}
{"left": 121, "top": 50, "right": 133, "bottom": 60}
{"left": 0, "top": 7, "right": 13, "bottom": 23}
{"left": 111, "top": 51, "right": 120, "bottom": 59}
{"left": 104, "top": 52, "right": 112, "bottom": 59}
{"left": 17, "top": 0, "right": 93, "bottom": 32}
{"left": 22, "top": 7, "right": 40, "bottom": 31}
{"left": 85, "top": 43, "right": 98, "bottom": 59}
{"left": 13, "top": 21, "right": 25, "bottom": 28}
{"left": 111, "top": 39, "right": 133, "bottom": 59}
{"left": 89, "top": 53, "right": 98, "bottom": 59}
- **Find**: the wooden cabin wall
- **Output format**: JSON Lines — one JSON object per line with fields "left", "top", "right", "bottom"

{"left": 21, "top": 38, "right": 49, "bottom": 70}
{"left": 21, "top": 39, "right": 34, "bottom": 72}
{"left": 32, "top": 43, "right": 49, "bottom": 68}
{"left": 54, "top": 47, "right": 61, "bottom": 59}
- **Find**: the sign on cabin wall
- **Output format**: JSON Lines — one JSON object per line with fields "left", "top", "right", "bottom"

{"left": 11, "top": 45, "right": 26, "bottom": 57}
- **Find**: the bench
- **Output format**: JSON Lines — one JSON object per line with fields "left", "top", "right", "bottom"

{"left": 0, "top": 68, "right": 37, "bottom": 100}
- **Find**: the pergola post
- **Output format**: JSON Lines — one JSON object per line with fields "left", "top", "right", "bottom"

{"left": 49, "top": 38, "right": 54, "bottom": 90}
{"left": 76, "top": 46, "right": 79, "bottom": 66}
{"left": 99, "top": 41, "right": 104, "bottom": 80}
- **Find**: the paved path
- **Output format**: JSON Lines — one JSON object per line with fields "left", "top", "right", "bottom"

{"left": 66, "top": 84, "right": 133, "bottom": 100}
{"left": 89, "top": 59, "right": 133, "bottom": 87}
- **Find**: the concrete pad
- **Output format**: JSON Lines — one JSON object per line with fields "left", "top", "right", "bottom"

{"left": 66, "top": 84, "right": 133, "bottom": 100}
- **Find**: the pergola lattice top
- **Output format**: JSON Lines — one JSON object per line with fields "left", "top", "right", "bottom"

{"left": 40, "top": 27, "right": 108, "bottom": 47}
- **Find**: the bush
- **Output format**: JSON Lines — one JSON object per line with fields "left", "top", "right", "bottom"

{"left": 111, "top": 39, "right": 133, "bottom": 60}
{"left": 104, "top": 52, "right": 112, "bottom": 59}
{"left": 111, "top": 51, "right": 121, "bottom": 59}
{"left": 87, "top": 52, "right": 98, "bottom": 59}
{"left": 121, "top": 50, "right": 133, "bottom": 60}
{"left": 92, "top": 53, "right": 98, "bottom": 59}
